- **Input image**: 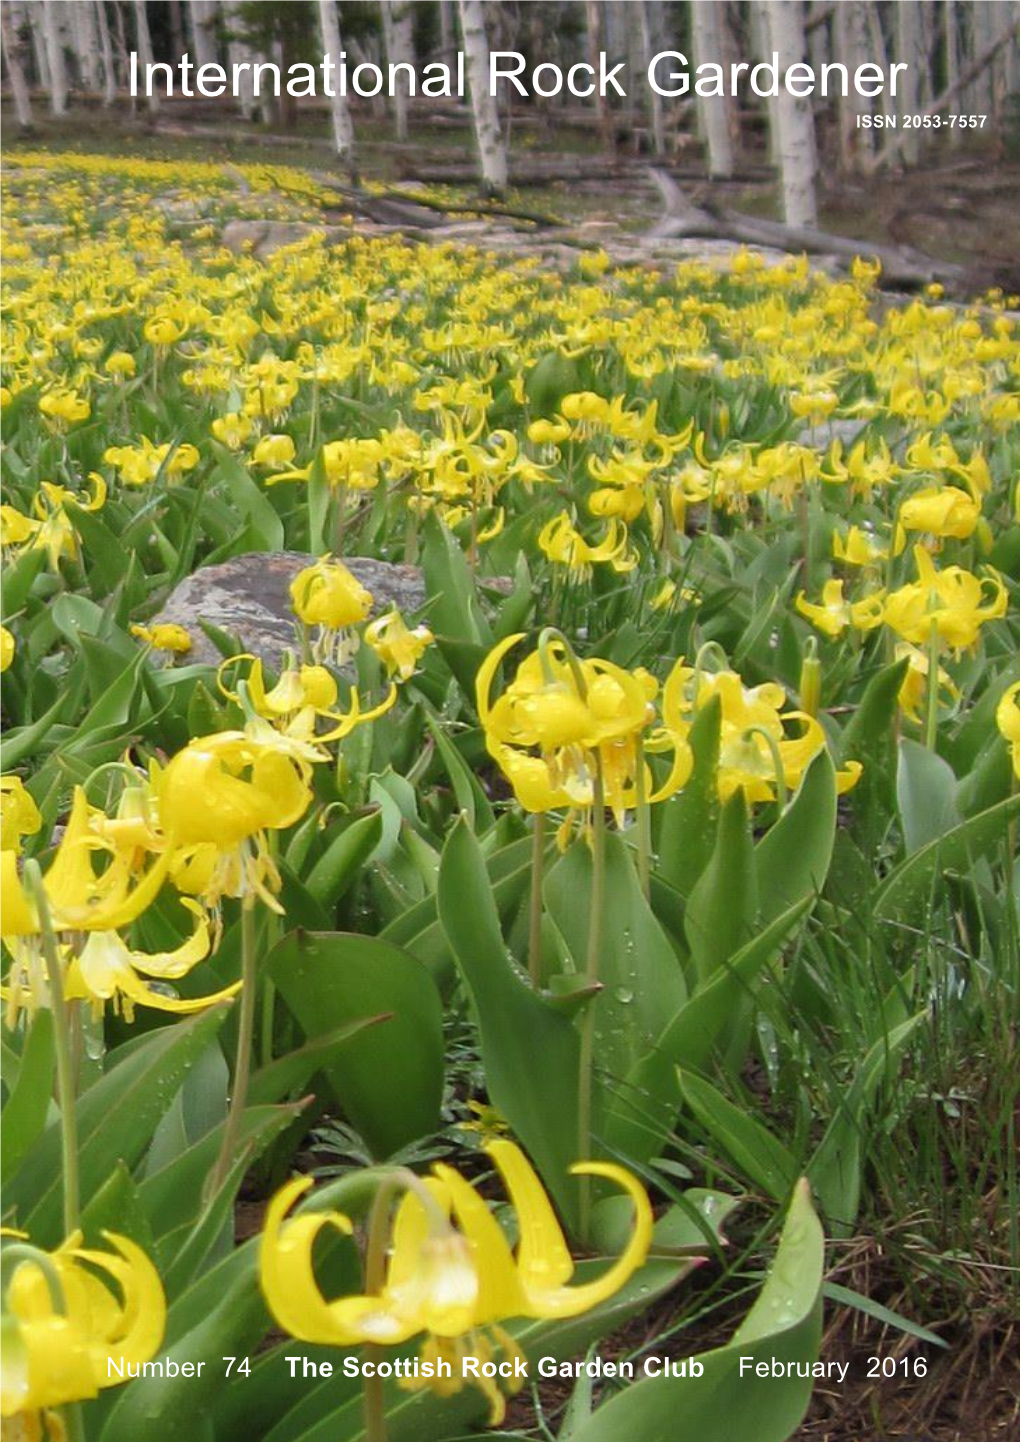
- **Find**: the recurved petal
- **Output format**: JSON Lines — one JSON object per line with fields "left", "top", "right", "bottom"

{"left": 520, "top": 1159, "right": 652, "bottom": 1318}
{"left": 259, "top": 1178, "right": 356, "bottom": 1345}
{"left": 485, "top": 1141, "right": 574, "bottom": 1294}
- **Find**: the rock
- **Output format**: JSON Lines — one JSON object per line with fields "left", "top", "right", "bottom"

{"left": 220, "top": 220, "right": 350, "bottom": 259}
{"left": 149, "top": 552, "right": 426, "bottom": 670}
{"left": 795, "top": 418, "right": 870, "bottom": 451}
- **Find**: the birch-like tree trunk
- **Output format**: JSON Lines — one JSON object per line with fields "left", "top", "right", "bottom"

{"left": 692, "top": 0, "right": 734, "bottom": 176}
{"left": 638, "top": 0, "right": 665, "bottom": 156}
{"left": 763, "top": 0, "right": 818, "bottom": 227}
{"left": 228, "top": 34, "right": 257, "bottom": 120}
{"left": 380, "top": 0, "right": 414, "bottom": 142}
{"left": 188, "top": 0, "right": 218, "bottom": 68}
{"left": 133, "top": 0, "right": 157, "bottom": 111}
{"left": 71, "top": 0, "right": 101, "bottom": 90}
{"left": 42, "top": 0, "right": 68, "bottom": 114}
{"left": 96, "top": 0, "right": 118, "bottom": 104}
{"left": 895, "top": 0, "right": 921, "bottom": 163}
{"left": 835, "top": 0, "right": 872, "bottom": 168}
{"left": 317, "top": 0, "right": 357, "bottom": 173}
{"left": 28, "top": 0, "right": 51, "bottom": 89}
{"left": 458, "top": 0, "right": 508, "bottom": 196}
{"left": 1, "top": 0, "right": 34, "bottom": 127}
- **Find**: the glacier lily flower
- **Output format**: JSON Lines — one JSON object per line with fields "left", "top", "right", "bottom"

{"left": 259, "top": 1139, "right": 651, "bottom": 1424}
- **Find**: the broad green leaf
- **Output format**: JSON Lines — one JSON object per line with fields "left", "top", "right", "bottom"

{"left": 210, "top": 440, "right": 285, "bottom": 551}
{"left": 653, "top": 694, "right": 721, "bottom": 898}
{"left": 438, "top": 819, "right": 581, "bottom": 1228}
{"left": 755, "top": 750, "right": 836, "bottom": 924}
{"left": 0, "top": 1011, "right": 55, "bottom": 1175}
{"left": 567, "top": 1180, "right": 824, "bottom": 1442}
{"left": 267, "top": 932, "right": 443, "bottom": 1159}
{"left": 895, "top": 738, "right": 960, "bottom": 855}
{"left": 684, "top": 792, "right": 756, "bottom": 988}
{"left": 423, "top": 710, "right": 495, "bottom": 830}
{"left": 422, "top": 510, "right": 492, "bottom": 650}
{"left": 544, "top": 833, "right": 686, "bottom": 1087}
{"left": 10, "top": 1008, "right": 228, "bottom": 1245}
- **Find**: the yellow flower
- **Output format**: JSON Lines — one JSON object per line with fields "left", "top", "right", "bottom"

{"left": 210, "top": 412, "right": 253, "bottom": 449}
{"left": 251, "top": 433, "right": 296, "bottom": 468}
{"left": 662, "top": 661, "right": 861, "bottom": 803}
{"left": 996, "top": 681, "right": 1020, "bottom": 780}
{"left": 0, "top": 627, "right": 14, "bottom": 672}
{"left": 896, "top": 486, "right": 980, "bottom": 543}
{"left": 1, "top": 788, "right": 169, "bottom": 941}
{"left": 219, "top": 655, "right": 396, "bottom": 750}
{"left": 259, "top": 1140, "right": 651, "bottom": 1424}
{"left": 0, "top": 777, "right": 41, "bottom": 856}
{"left": 832, "top": 526, "right": 887, "bottom": 567}
{"left": 883, "top": 546, "right": 1008, "bottom": 654}
{"left": 365, "top": 610, "right": 433, "bottom": 680}
{"left": 795, "top": 579, "right": 886, "bottom": 638}
{"left": 38, "top": 390, "right": 90, "bottom": 426}
{"left": 130, "top": 623, "right": 192, "bottom": 655}
{"left": 477, "top": 634, "right": 690, "bottom": 829}
{"left": 103, "top": 351, "right": 137, "bottom": 379}
{"left": 1, "top": 1230, "right": 165, "bottom": 1422}
{"left": 290, "top": 558, "right": 373, "bottom": 630}
{"left": 537, "top": 512, "right": 636, "bottom": 580}
{"left": 156, "top": 730, "right": 313, "bottom": 911}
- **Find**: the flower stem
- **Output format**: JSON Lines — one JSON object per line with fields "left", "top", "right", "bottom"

{"left": 210, "top": 898, "right": 258, "bottom": 1195}
{"left": 24, "top": 862, "right": 80, "bottom": 1237}
{"left": 528, "top": 813, "right": 547, "bottom": 986}
{"left": 924, "top": 620, "right": 941, "bottom": 751}
{"left": 362, "top": 1179, "right": 398, "bottom": 1442}
{"left": 578, "top": 763, "right": 606, "bottom": 1239}
{"left": 635, "top": 737, "right": 651, "bottom": 901}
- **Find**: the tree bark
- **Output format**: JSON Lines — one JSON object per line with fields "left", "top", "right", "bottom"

{"left": 317, "top": 0, "right": 357, "bottom": 176}
{"left": 42, "top": 0, "right": 68, "bottom": 114}
{"left": 1, "top": 0, "right": 34, "bottom": 127}
{"left": 835, "top": 0, "right": 873, "bottom": 168}
{"left": 380, "top": 0, "right": 414, "bottom": 142}
{"left": 692, "top": 0, "right": 734, "bottom": 177}
{"left": 95, "top": 0, "right": 118, "bottom": 104}
{"left": 763, "top": 1, "right": 817, "bottom": 228}
{"left": 457, "top": 0, "right": 508, "bottom": 196}
{"left": 638, "top": 0, "right": 665, "bottom": 156}
{"left": 133, "top": 0, "right": 157, "bottom": 111}
{"left": 188, "top": 0, "right": 218, "bottom": 69}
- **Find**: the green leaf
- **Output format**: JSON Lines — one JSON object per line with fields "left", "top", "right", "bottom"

{"left": 10, "top": 1009, "right": 228, "bottom": 1245}
{"left": 755, "top": 750, "right": 836, "bottom": 925}
{"left": 0, "top": 1011, "right": 55, "bottom": 1175}
{"left": 267, "top": 932, "right": 443, "bottom": 1159}
{"left": 678, "top": 1071, "right": 800, "bottom": 1201}
{"left": 423, "top": 711, "right": 495, "bottom": 830}
{"left": 438, "top": 819, "right": 581, "bottom": 1228}
{"left": 653, "top": 694, "right": 721, "bottom": 897}
{"left": 304, "top": 809, "right": 383, "bottom": 906}
{"left": 823, "top": 1282, "right": 949, "bottom": 1348}
{"left": 422, "top": 511, "right": 492, "bottom": 650}
{"left": 874, "top": 793, "right": 1020, "bottom": 923}
{"left": 567, "top": 1180, "right": 824, "bottom": 1442}
{"left": 684, "top": 792, "right": 756, "bottom": 988}
{"left": 210, "top": 440, "right": 285, "bottom": 551}
{"left": 544, "top": 833, "right": 686, "bottom": 1086}
{"left": 896, "top": 738, "right": 960, "bottom": 855}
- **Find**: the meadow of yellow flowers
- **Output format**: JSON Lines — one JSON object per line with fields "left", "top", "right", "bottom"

{"left": 1, "top": 149, "right": 1017, "bottom": 1442}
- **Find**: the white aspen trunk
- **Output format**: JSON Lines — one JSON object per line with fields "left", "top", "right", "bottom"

{"left": 457, "top": 0, "right": 508, "bottom": 195}
{"left": 969, "top": 2, "right": 996, "bottom": 112}
{"left": 42, "top": 0, "right": 68, "bottom": 114}
{"left": 639, "top": 0, "right": 665, "bottom": 156}
{"left": 834, "top": 0, "right": 872, "bottom": 168}
{"left": 380, "top": 0, "right": 413, "bottom": 142}
{"left": 943, "top": 0, "right": 960, "bottom": 145}
{"left": 1, "top": 0, "right": 34, "bottom": 126}
{"left": 228, "top": 35, "right": 256, "bottom": 119}
{"left": 438, "top": 0, "right": 453, "bottom": 56}
{"left": 28, "top": 0, "right": 51, "bottom": 89}
{"left": 82, "top": 0, "right": 102, "bottom": 90}
{"left": 692, "top": 0, "right": 734, "bottom": 176}
{"left": 317, "top": 0, "right": 357, "bottom": 170}
{"left": 895, "top": 0, "right": 921, "bottom": 163}
{"left": 866, "top": 3, "right": 897, "bottom": 130}
{"left": 96, "top": 0, "right": 118, "bottom": 103}
{"left": 764, "top": 0, "right": 817, "bottom": 228}
{"left": 750, "top": 0, "right": 781, "bottom": 164}
{"left": 188, "top": 0, "right": 218, "bottom": 68}
{"left": 133, "top": 0, "right": 157, "bottom": 111}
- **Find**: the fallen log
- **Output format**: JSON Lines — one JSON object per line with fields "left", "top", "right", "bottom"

{"left": 645, "top": 168, "right": 967, "bottom": 289}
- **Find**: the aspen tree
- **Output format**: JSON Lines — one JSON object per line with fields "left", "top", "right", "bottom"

{"left": 764, "top": 0, "right": 818, "bottom": 228}
{"left": 692, "top": 0, "right": 734, "bottom": 177}
{"left": 317, "top": 0, "right": 357, "bottom": 174}
{"left": 458, "top": 0, "right": 509, "bottom": 196}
